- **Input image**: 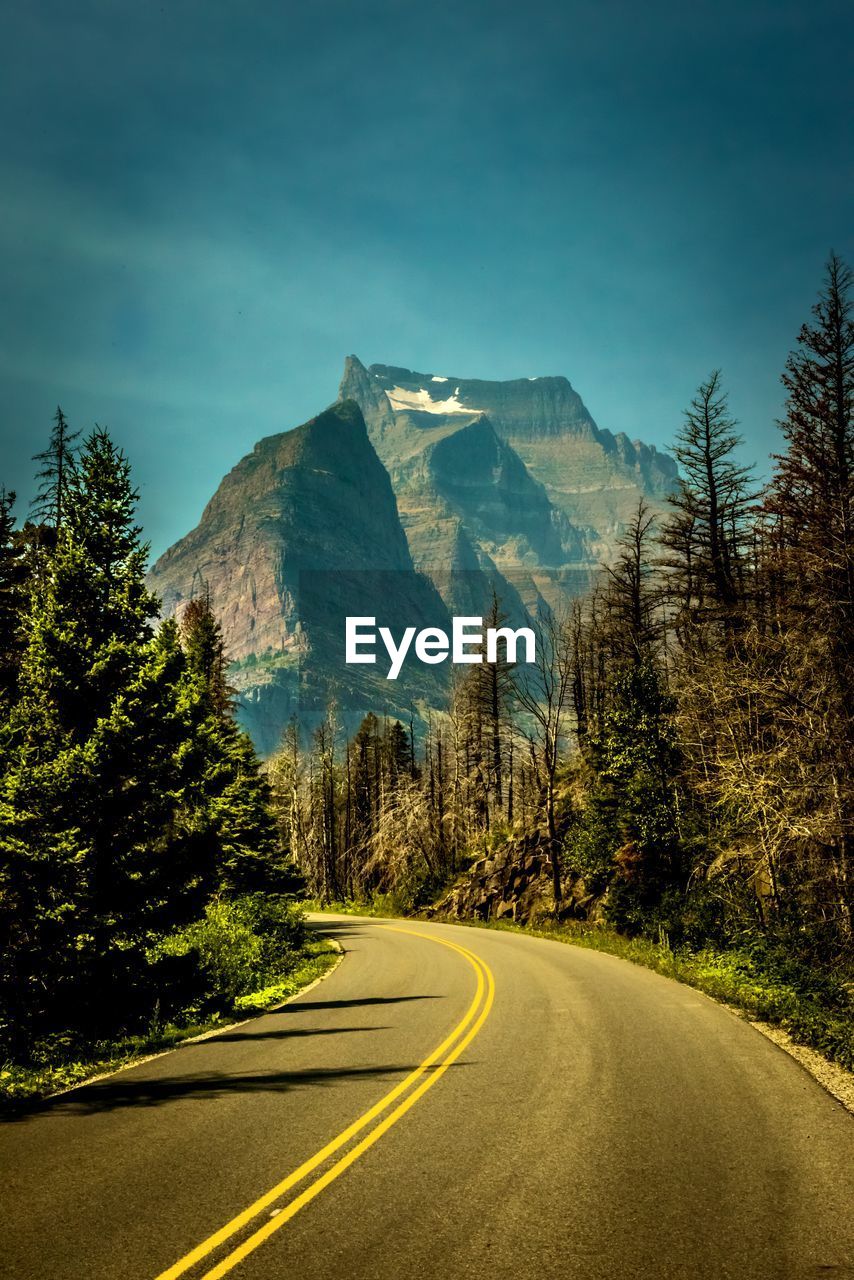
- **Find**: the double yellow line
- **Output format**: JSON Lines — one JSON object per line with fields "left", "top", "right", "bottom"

{"left": 154, "top": 925, "right": 495, "bottom": 1280}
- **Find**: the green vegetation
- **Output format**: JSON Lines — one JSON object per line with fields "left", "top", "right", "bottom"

{"left": 1, "top": 256, "right": 850, "bottom": 1099}
{"left": 0, "top": 933, "right": 338, "bottom": 1106}
{"left": 0, "top": 424, "right": 310, "bottom": 1104}
{"left": 229, "top": 649, "right": 301, "bottom": 673}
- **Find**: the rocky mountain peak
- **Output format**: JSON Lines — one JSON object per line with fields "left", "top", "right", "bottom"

{"left": 343, "top": 360, "right": 599, "bottom": 441}
{"left": 148, "top": 356, "right": 680, "bottom": 753}
{"left": 153, "top": 399, "right": 412, "bottom": 592}
{"left": 148, "top": 398, "right": 455, "bottom": 750}
{"left": 341, "top": 355, "right": 677, "bottom": 564}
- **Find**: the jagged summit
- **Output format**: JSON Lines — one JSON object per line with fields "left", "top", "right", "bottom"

{"left": 151, "top": 399, "right": 414, "bottom": 636}
{"left": 351, "top": 358, "right": 600, "bottom": 440}
{"left": 338, "top": 356, "right": 590, "bottom": 614}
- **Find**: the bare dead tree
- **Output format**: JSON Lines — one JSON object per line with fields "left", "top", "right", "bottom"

{"left": 513, "top": 607, "right": 574, "bottom": 904}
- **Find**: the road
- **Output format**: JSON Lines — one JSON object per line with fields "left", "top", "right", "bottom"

{"left": 1, "top": 914, "right": 853, "bottom": 1280}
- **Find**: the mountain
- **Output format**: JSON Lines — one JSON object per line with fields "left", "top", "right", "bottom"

{"left": 338, "top": 358, "right": 593, "bottom": 615}
{"left": 148, "top": 400, "right": 451, "bottom": 753}
{"left": 149, "top": 361, "right": 678, "bottom": 755}
{"left": 339, "top": 357, "right": 677, "bottom": 565}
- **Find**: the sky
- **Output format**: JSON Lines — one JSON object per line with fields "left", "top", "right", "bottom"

{"left": 0, "top": 0, "right": 851, "bottom": 560}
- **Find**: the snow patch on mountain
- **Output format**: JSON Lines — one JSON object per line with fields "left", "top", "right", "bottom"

{"left": 385, "top": 386, "right": 482, "bottom": 416}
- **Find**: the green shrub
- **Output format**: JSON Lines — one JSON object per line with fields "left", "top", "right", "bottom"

{"left": 150, "top": 894, "right": 306, "bottom": 1013}
{"left": 235, "top": 893, "right": 306, "bottom": 974}
{"left": 153, "top": 899, "right": 261, "bottom": 1008}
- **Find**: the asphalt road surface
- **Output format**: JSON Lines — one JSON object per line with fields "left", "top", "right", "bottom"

{"left": 2, "top": 914, "right": 853, "bottom": 1280}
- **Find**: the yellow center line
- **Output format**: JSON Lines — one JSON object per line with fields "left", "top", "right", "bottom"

{"left": 154, "top": 926, "right": 495, "bottom": 1280}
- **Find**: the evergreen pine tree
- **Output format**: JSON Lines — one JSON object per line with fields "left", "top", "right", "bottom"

{"left": 769, "top": 253, "right": 853, "bottom": 664}
{"left": 180, "top": 587, "right": 234, "bottom": 718}
{"left": 66, "top": 428, "right": 158, "bottom": 647}
{"left": 0, "top": 488, "right": 25, "bottom": 711}
{"left": 179, "top": 588, "right": 284, "bottom": 896}
{"left": 763, "top": 254, "right": 854, "bottom": 941}
{"left": 3, "top": 431, "right": 195, "bottom": 1041}
{"left": 660, "top": 371, "right": 754, "bottom": 636}
{"left": 385, "top": 720, "right": 413, "bottom": 784}
{"left": 602, "top": 500, "right": 662, "bottom": 668}
{"left": 584, "top": 663, "right": 682, "bottom": 935}
{"left": 31, "top": 406, "right": 80, "bottom": 532}
{"left": 11, "top": 431, "right": 159, "bottom": 743}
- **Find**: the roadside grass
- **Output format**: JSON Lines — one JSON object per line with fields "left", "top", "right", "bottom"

{"left": 304, "top": 894, "right": 404, "bottom": 918}
{"left": 0, "top": 936, "right": 339, "bottom": 1109}
{"left": 309, "top": 900, "right": 854, "bottom": 1072}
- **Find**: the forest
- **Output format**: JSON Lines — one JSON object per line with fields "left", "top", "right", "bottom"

{"left": 0, "top": 255, "right": 851, "bottom": 1095}
{"left": 0, "top": 421, "right": 315, "bottom": 1098}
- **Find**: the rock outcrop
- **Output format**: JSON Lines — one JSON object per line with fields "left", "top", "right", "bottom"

{"left": 430, "top": 831, "right": 604, "bottom": 926}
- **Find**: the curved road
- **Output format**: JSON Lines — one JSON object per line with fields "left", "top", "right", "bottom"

{"left": 1, "top": 914, "right": 852, "bottom": 1279}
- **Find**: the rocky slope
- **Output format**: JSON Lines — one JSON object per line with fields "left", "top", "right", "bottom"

{"left": 429, "top": 830, "right": 605, "bottom": 925}
{"left": 372, "top": 407, "right": 583, "bottom": 619}
{"left": 340, "top": 356, "right": 677, "bottom": 565}
{"left": 148, "top": 400, "right": 451, "bottom": 752}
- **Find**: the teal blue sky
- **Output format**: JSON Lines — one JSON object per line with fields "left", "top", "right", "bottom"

{"left": 1, "top": 0, "right": 851, "bottom": 559}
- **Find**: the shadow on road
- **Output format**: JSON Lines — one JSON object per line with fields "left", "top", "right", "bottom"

{"left": 308, "top": 921, "right": 373, "bottom": 935}
{"left": 1, "top": 994, "right": 446, "bottom": 1124}
{"left": 293, "top": 995, "right": 441, "bottom": 1011}
{"left": 11, "top": 1060, "right": 464, "bottom": 1119}
{"left": 213, "top": 1025, "right": 390, "bottom": 1043}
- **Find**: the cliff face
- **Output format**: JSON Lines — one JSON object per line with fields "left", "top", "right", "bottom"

{"left": 340, "top": 356, "right": 677, "bottom": 564}
{"left": 339, "top": 357, "right": 595, "bottom": 614}
{"left": 419, "top": 415, "right": 574, "bottom": 568}
{"left": 148, "top": 400, "right": 450, "bottom": 752}
{"left": 362, "top": 361, "right": 600, "bottom": 440}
